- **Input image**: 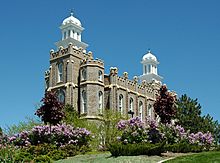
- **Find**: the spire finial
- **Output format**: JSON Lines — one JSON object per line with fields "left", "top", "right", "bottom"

{"left": 70, "top": 9, "right": 74, "bottom": 16}
{"left": 148, "top": 48, "right": 151, "bottom": 53}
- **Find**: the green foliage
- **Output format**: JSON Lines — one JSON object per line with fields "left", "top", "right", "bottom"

{"left": 0, "top": 127, "right": 2, "bottom": 136}
{"left": 165, "top": 142, "right": 203, "bottom": 153}
{"left": 175, "top": 94, "right": 203, "bottom": 133}
{"left": 63, "top": 106, "right": 125, "bottom": 150}
{"left": 14, "top": 151, "right": 33, "bottom": 162}
{"left": 5, "top": 116, "right": 42, "bottom": 136}
{"left": 0, "top": 145, "right": 16, "bottom": 163}
{"left": 154, "top": 85, "right": 176, "bottom": 124}
{"left": 109, "top": 142, "right": 165, "bottom": 157}
{"left": 175, "top": 94, "right": 220, "bottom": 143}
{"left": 33, "top": 155, "right": 52, "bottom": 163}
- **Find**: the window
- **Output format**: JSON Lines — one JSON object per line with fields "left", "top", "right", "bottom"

{"left": 139, "top": 101, "right": 143, "bottom": 121}
{"left": 98, "top": 91, "right": 103, "bottom": 114}
{"left": 82, "top": 90, "right": 87, "bottom": 113}
{"left": 63, "top": 32, "right": 66, "bottom": 39}
{"left": 77, "top": 32, "right": 80, "bottom": 40}
{"left": 57, "top": 90, "right": 65, "bottom": 103}
{"left": 148, "top": 104, "right": 152, "bottom": 119}
{"left": 144, "top": 65, "right": 147, "bottom": 74}
{"left": 45, "top": 79, "right": 49, "bottom": 90}
{"left": 98, "top": 70, "right": 103, "bottom": 81}
{"left": 147, "top": 65, "right": 151, "bottom": 74}
{"left": 129, "top": 98, "right": 134, "bottom": 111}
{"left": 119, "top": 94, "right": 123, "bottom": 114}
{"left": 57, "top": 62, "right": 63, "bottom": 82}
{"left": 81, "top": 68, "right": 87, "bottom": 80}
{"left": 68, "top": 30, "right": 71, "bottom": 37}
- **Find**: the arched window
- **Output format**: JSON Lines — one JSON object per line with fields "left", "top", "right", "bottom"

{"left": 129, "top": 97, "right": 134, "bottom": 111}
{"left": 57, "top": 62, "right": 63, "bottom": 82}
{"left": 57, "top": 90, "right": 65, "bottom": 103}
{"left": 119, "top": 94, "right": 123, "bottom": 114}
{"left": 148, "top": 104, "right": 152, "bottom": 119}
{"left": 81, "top": 68, "right": 87, "bottom": 80}
{"left": 98, "top": 70, "right": 103, "bottom": 81}
{"left": 139, "top": 101, "right": 143, "bottom": 121}
{"left": 82, "top": 90, "right": 87, "bottom": 113}
{"left": 98, "top": 91, "right": 103, "bottom": 114}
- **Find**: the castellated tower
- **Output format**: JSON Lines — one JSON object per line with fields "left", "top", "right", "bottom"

{"left": 79, "top": 56, "right": 105, "bottom": 119}
{"left": 45, "top": 12, "right": 165, "bottom": 123}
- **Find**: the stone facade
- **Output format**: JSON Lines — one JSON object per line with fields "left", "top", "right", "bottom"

{"left": 44, "top": 13, "right": 163, "bottom": 123}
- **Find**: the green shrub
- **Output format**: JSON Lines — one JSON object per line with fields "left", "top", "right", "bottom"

{"left": 165, "top": 142, "right": 203, "bottom": 153}
{"left": 60, "top": 144, "right": 78, "bottom": 157}
{"left": 33, "top": 155, "right": 52, "bottom": 163}
{"left": 108, "top": 142, "right": 165, "bottom": 157}
{"left": 48, "top": 149, "right": 66, "bottom": 160}
{"left": 14, "top": 151, "right": 33, "bottom": 162}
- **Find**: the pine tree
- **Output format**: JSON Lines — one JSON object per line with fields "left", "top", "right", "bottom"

{"left": 176, "top": 94, "right": 220, "bottom": 143}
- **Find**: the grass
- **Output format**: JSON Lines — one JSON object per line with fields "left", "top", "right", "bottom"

{"left": 165, "top": 151, "right": 220, "bottom": 163}
{"left": 55, "top": 152, "right": 168, "bottom": 163}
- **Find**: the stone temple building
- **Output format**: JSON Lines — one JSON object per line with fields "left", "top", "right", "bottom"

{"left": 44, "top": 12, "right": 163, "bottom": 122}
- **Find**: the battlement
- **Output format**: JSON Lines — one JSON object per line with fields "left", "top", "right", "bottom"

{"left": 50, "top": 43, "right": 91, "bottom": 60}
{"left": 109, "top": 67, "right": 159, "bottom": 95}
{"left": 80, "top": 57, "right": 104, "bottom": 67}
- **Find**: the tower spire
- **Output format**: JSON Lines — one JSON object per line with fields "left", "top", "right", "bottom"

{"left": 70, "top": 9, "right": 74, "bottom": 16}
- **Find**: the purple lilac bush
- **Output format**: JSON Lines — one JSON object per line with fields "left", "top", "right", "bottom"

{"left": 116, "top": 116, "right": 214, "bottom": 147}
{"left": 161, "top": 123, "right": 214, "bottom": 146}
{"left": 9, "top": 124, "right": 91, "bottom": 147}
{"left": 117, "top": 117, "right": 148, "bottom": 144}
{"left": 188, "top": 131, "right": 213, "bottom": 146}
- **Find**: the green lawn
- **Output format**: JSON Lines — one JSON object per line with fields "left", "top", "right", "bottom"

{"left": 55, "top": 152, "right": 168, "bottom": 163}
{"left": 165, "top": 151, "right": 220, "bottom": 163}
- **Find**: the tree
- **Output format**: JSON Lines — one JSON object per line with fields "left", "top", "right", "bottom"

{"left": 35, "top": 91, "right": 64, "bottom": 126}
{"left": 154, "top": 85, "right": 176, "bottom": 124}
{"left": 0, "top": 127, "right": 2, "bottom": 136}
{"left": 175, "top": 94, "right": 220, "bottom": 143}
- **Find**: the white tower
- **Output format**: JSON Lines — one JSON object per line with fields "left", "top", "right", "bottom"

{"left": 55, "top": 11, "right": 88, "bottom": 49}
{"left": 139, "top": 50, "right": 163, "bottom": 83}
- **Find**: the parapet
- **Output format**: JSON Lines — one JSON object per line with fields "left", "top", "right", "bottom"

{"left": 49, "top": 42, "right": 91, "bottom": 60}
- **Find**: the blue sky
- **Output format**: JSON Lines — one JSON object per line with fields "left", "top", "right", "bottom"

{"left": 0, "top": 0, "right": 220, "bottom": 128}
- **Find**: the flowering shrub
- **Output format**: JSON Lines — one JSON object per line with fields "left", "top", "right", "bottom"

{"left": 188, "top": 131, "right": 214, "bottom": 146}
{"left": 146, "top": 118, "right": 163, "bottom": 143}
{"left": 0, "top": 132, "right": 16, "bottom": 162}
{"left": 117, "top": 117, "right": 148, "bottom": 144}
{"left": 9, "top": 124, "right": 91, "bottom": 148}
{"left": 160, "top": 123, "right": 214, "bottom": 148}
